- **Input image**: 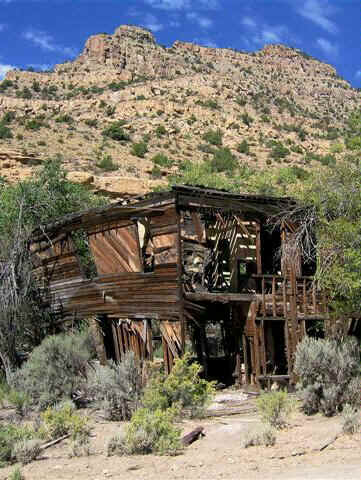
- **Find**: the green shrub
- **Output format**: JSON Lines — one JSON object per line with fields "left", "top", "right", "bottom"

{"left": 108, "top": 81, "right": 127, "bottom": 91}
{"left": 151, "top": 165, "right": 162, "bottom": 178}
{"left": 269, "top": 141, "right": 290, "bottom": 160}
{"left": 256, "top": 390, "right": 294, "bottom": 429}
{"left": 237, "top": 140, "right": 250, "bottom": 154}
{"left": 155, "top": 125, "right": 167, "bottom": 137}
{"left": 240, "top": 112, "right": 253, "bottom": 126}
{"left": 6, "top": 390, "right": 30, "bottom": 417}
{"left": 2, "top": 111, "right": 16, "bottom": 124}
{"left": 152, "top": 153, "right": 173, "bottom": 167}
{"left": 96, "top": 153, "right": 118, "bottom": 171}
{"left": 235, "top": 96, "right": 247, "bottom": 107}
{"left": 202, "top": 129, "right": 223, "bottom": 146}
{"left": 9, "top": 467, "right": 24, "bottom": 480}
{"left": 0, "top": 424, "right": 35, "bottom": 466}
{"left": 16, "top": 87, "right": 32, "bottom": 99}
{"left": 12, "top": 438, "right": 42, "bottom": 465}
{"left": 330, "top": 143, "right": 343, "bottom": 154}
{"left": 106, "top": 432, "right": 127, "bottom": 456}
{"left": 40, "top": 401, "right": 89, "bottom": 441}
{"left": 55, "top": 114, "right": 74, "bottom": 124}
{"left": 102, "top": 121, "right": 130, "bottom": 141}
{"left": 341, "top": 404, "right": 360, "bottom": 435}
{"left": 198, "top": 143, "right": 215, "bottom": 154}
{"left": 0, "top": 79, "right": 14, "bottom": 92}
{"left": 131, "top": 141, "right": 148, "bottom": 158}
{"left": 142, "top": 353, "right": 215, "bottom": 418}
{"left": 125, "top": 407, "right": 182, "bottom": 455}
{"left": 210, "top": 148, "right": 238, "bottom": 173}
{"left": 0, "top": 123, "right": 12, "bottom": 139}
{"left": 87, "top": 354, "right": 142, "bottom": 421}
{"left": 203, "top": 99, "right": 219, "bottom": 110}
{"left": 241, "top": 424, "right": 276, "bottom": 448}
{"left": 294, "top": 337, "right": 361, "bottom": 416}
{"left": 11, "top": 332, "right": 92, "bottom": 409}
{"left": 25, "top": 119, "right": 43, "bottom": 131}
{"left": 84, "top": 118, "right": 97, "bottom": 128}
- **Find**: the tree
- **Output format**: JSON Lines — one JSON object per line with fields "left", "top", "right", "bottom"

{"left": 0, "top": 160, "right": 107, "bottom": 378}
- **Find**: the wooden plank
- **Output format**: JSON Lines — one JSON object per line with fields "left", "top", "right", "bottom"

{"left": 185, "top": 292, "right": 255, "bottom": 303}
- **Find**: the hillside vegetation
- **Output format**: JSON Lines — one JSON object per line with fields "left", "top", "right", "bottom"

{"left": 0, "top": 25, "right": 359, "bottom": 197}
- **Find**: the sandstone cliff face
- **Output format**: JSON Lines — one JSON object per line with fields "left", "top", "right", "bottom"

{"left": 0, "top": 25, "right": 359, "bottom": 197}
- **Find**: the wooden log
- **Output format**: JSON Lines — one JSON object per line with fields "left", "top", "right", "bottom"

{"left": 181, "top": 427, "right": 205, "bottom": 446}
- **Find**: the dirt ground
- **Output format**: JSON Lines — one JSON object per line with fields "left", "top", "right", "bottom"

{"left": 1, "top": 391, "right": 360, "bottom": 480}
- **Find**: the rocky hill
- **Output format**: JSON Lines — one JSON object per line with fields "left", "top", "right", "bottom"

{"left": 0, "top": 25, "right": 359, "bottom": 197}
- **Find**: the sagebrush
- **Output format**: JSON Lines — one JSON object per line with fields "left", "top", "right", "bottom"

{"left": 256, "top": 390, "right": 294, "bottom": 429}
{"left": 87, "top": 353, "right": 142, "bottom": 420}
{"left": 294, "top": 336, "right": 360, "bottom": 416}
{"left": 241, "top": 424, "right": 276, "bottom": 448}
{"left": 11, "top": 331, "right": 92, "bottom": 409}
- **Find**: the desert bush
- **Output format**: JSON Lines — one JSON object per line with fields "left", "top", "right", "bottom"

{"left": 241, "top": 424, "right": 276, "bottom": 448}
{"left": 151, "top": 165, "right": 162, "bottom": 178}
{"left": 210, "top": 148, "right": 238, "bottom": 173}
{"left": 12, "top": 439, "right": 41, "bottom": 465}
{"left": 142, "top": 353, "right": 215, "bottom": 417}
{"left": 237, "top": 140, "right": 250, "bottom": 154}
{"left": 269, "top": 141, "right": 290, "bottom": 160}
{"left": 87, "top": 353, "right": 142, "bottom": 421}
{"left": 40, "top": 401, "right": 89, "bottom": 440}
{"left": 131, "top": 142, "right": 148, "bottom": 158}
{"left": 125, "top": 407, "right": 182, "bottom": 455}
{"left": 106, "top": 432, "right": 127, "bottom": 456}
{"left": 0, "top": 123, "right": 13, "bottom": 139}
{"left": 102, "top": 121, "right": 130, "bottom": 141}
{"left": 0, "top": 424, "right": 34, "bottom": 466}
{"left": 11, "top": 332, "right": 92, "bottom": 409}
{"left": 202, "top": 129, "right": 223, "bottom": 146}
{"left": 152, "top": 153, "right": 173, "bottom": 167}
{"left": 341, "top": 404, "right": 360, "bottom": 435}
{"left": 9, "top": 467, "right": 24, "bottom": 480}
{"left": 155, "top": 125, "right": 167, "bottom": 137}
{"left": 84, "top": 118, "right": 97, "bottom": 128}
{"left": 256, "top": 390, "right": 294, "bottom": 429}
{"left": 6, "top": 390, "right": 30, "bottom": 417}
{"left": 96, "top": 153, "right": 118, "bottom": 171}
{"left": 294, "top": 337, "right": 361, "bottom": 416}
{"left": 55, "top": 114, "right": 74, "bottom": 124}
{"left": 240, "top": 112, "right": 253, "bottom": 126}
{"left": 108, "top": 81, "right": 127, "bottom": 91}
{"left": 25, "top": 119, "right": 43, "bottom": 131}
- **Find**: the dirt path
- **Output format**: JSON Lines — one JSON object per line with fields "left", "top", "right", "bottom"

{"left": 1, "top": 394, "right": 360, "bottom": 480}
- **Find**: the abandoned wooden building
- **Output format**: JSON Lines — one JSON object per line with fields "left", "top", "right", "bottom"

{"left": 31, "top": 185, "right": 334, "bottom": 387}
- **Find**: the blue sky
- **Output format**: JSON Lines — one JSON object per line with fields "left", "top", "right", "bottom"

{"left": 0, "top": 0, "right": 360, "bottom": 87}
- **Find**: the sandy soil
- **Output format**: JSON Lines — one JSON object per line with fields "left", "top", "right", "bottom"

{"left": 1, "top": 392, "right": 360, "bottom": 480}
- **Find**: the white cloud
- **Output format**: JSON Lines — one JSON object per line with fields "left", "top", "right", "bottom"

{"left": 316, "top": 37, "right": 338, "bottom": 56}
{"left": 241, "top": 16, "right": 257, "bottom": 28}
{"left": 298, "top": 0, "right": 338, "bottom": 34}
{"left": 0, "top": 63, "right": 14, "bottom": 79}
{"left": 145, "top": 0, "right": 218, "bottom": 10}
{"left": 187, "top": 12, "right": 213, "bottom": 29}
{"left": 143, "top": 13, "right": 164, "bottom": 32}
{"left": 23, "top": 29, "right": 77, "bottom": 57}
{"left": 145, "top": 0, "right": 190, "bottom": 9}
{"left": 241, "top": 17, "right": 293, "bottom": 47}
